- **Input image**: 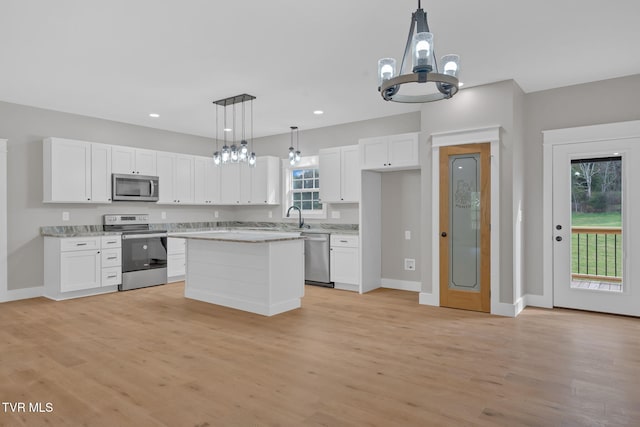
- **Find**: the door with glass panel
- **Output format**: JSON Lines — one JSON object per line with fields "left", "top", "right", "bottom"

{"left": 552, "top": 140, "right": 640, "bottom": 316}
{"left": 439, "top": 144, "right": 491, "bottom": 312}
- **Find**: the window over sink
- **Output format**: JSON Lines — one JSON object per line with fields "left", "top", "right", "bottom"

{"left": 283, "top": 156, "right": 327, "bottom": 219}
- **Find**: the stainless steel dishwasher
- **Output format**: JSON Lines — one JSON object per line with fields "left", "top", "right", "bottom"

{"left": 301, "top": 232, "right": 333, "bottom": 287}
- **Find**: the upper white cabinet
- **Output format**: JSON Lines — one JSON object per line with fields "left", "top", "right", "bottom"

{"left": 218, "top": 156, "right": 280, "bottom": 205}
{"left": 319, "top": 145, "right": 360, "bottom": 203}
{"left": 43, "top": 137, "right": 112, "bottom": 203}
{"left": 112, "top": 146, "right": 157, "bottom": 175}
{"left": 156, "top": 152, "right": 194, "bottom": 204}
{"left": 194, "top": 156, "right": 220, "bottom": 204}
{"left": 359, "top": 132, "right": 420, "bottom": 171}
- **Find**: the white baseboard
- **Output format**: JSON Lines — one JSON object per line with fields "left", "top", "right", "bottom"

{"left": 491, "top": 298, "right": 526, "bottom": 318}
{"left": 1, "top": 286, "right": 44, "bottom": 302}
{"left": 524, "top": 293, "right": 553, "bottom": 309}
{"left": 419, "top": 291, "right": 439, "bottom": 306}
{"left": 381, "top": 278, "right": 421, "bottom": 292}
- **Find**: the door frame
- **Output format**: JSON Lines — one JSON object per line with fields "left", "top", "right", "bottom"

{"left": 542, "top": 120, "right": 640, "bottom": 309}
{"left": 0, "top": 139, "right": 7, "bottom": 302}
{"left": 422, "top": 126, "right": 505, "bottom": 315}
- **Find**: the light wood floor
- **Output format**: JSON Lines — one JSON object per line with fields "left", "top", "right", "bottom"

{"left": 1, "top": 283, "right": 639, "bottom": 426}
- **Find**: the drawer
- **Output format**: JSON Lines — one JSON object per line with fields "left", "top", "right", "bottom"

{"left": 168, "top": 237, "right": 186, "bottom": 255}
{"left": 330, "top": 234, "right": 359, "bottom": 248}
{"left": 60, "top": 236, "right": 100, "bottom": 252}
{"left": 102, "top": 267, "right": 122, "bottom": 286}
{"left": 101, "top": 248, "right": 122, "bottom": 267}
{"left": 101, "top": 235, "right": 122, "bottom": 248}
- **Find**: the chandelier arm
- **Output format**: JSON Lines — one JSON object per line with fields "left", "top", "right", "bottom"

{"left": 380, "top": 72, "right": 458, "bottom": 102}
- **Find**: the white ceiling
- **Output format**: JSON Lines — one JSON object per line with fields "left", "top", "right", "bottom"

{"left": 1, "top": 0, "right": 639, "bottom": 139}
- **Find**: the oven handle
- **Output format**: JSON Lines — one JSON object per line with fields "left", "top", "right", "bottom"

{"left": 122, "top": 233, "right": 167, "bottom": 240}
{"left": 150, "top": 179, "right": 155, "bottom": 197}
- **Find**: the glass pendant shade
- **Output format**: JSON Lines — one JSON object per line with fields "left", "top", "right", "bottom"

{"left": 441, "top": 54, "right": 460, "bottom": 77}
{"left": 221, "top": 145, "right": 230, "bottom": 163}
{"left": 248, "top": 152, "right": 256, "bottom": 167}
{"left": 288, "top": 147, "right": 295, "bottom": 160}
{"left": 230, "top": 144, "right": 239, "bottom": 162}
{"left": 239, "top": 140, "right": 249, "bottom": 160}
{"left": 294, "top": 151, "right": 301, "bottom": 162}
{"left": 377, "top": 58, "right": 396, "bottom": 86}
{"left": 213, "top": 151, "right": 221, "bottom": 165}
{"left": 412, "top": 32, "right": 433, "bottom": 72}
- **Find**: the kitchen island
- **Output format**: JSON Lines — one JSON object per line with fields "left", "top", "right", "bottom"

{"left": 178, "top": 231, "right": 305, "bottom": 316}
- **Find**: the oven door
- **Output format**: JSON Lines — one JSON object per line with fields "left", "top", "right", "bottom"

{"left": 121, "top": 233, "right": 168, "bottom": 273}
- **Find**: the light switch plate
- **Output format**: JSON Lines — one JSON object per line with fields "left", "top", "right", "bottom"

{"left": 62, "top": 211, "right": 69, "bottom": 221}
{"left": 214, "top": 211, "right": 219, "bottom": 218}
{"left": 331, "top": 211, "right": 341, "bottom": 219}
{"left": 405, "top": 230, "right": 411, "bottom": 240}
{"left": 161, "top": 211, "right": 167, "bottom": 220}
{"left": 268, "top": 211, "right": 273, "bottom": 218}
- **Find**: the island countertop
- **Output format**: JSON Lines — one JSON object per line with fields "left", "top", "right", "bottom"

{"left": 175, "top": 230, "right": 303, "bottom": 243}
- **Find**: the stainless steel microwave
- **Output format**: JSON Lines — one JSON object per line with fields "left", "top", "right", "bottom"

{"left": 112, "top": 174, "right": 159, "bottom": 202}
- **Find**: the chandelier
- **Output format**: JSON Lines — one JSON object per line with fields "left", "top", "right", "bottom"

{"left": 212, "top": 94, "right": 256, "bottom": 166}
{"left": 378, "top": 0, "right": 460, "bottom": 103}
{"left": 288, "top": 126, "right": 301, "bottom": 165}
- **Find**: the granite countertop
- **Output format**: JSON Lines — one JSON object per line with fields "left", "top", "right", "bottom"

{"left": 41, "top": 221, "right": 359, "bottom": 238}
{"left": 178, "top": 230, "right": 304, "bottom": 243}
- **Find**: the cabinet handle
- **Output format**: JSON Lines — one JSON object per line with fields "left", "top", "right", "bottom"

{"left": 76, "top": 243, "right": 87, "bottom": 246}
{"left": 340, "top": 240, "right": 348, "bottom": 243}
{"left": 97, "top": 251, "right": 101, "bottom": 254}
{"left": 107, "top": 274, "right": 117, "bottom": 279}
{"left": 107, "top": 256, "right": 117, "bottom": 260}
{"left": 87, "top": 198, "right": 91, "bottom": 201}
{"left": 108, "top": 198, "right": 112, "bottom": 201}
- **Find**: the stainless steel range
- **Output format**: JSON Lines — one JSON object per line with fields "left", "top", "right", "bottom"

{"left": 103, "top": 214, "right": 168, "bottom": 291}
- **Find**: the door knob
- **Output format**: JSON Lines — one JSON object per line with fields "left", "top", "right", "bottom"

{"left": 555, "top": 236, "right": 562, "bottom": 242}
{"left": 441, "top": 232, "right": 447, "bottom": 237}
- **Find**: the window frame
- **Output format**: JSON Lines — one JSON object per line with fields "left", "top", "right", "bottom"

{"left": 282, "top": 156, "right": 327, "bottom": 220}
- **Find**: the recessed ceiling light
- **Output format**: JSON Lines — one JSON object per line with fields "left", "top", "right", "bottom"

{"left": 313, "top": 110, "right": 324, "bottom": 115}
{"left": 149, "top": 113, "right": 160, "bottom": 118}
{"left": 613, "top": 152, "right": 620, "bottom": 155}
{"left": 223, "top": 128, "right": 232, "bottom": 132}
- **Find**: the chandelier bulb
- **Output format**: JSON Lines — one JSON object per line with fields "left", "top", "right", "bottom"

{"left": 288, "top": 147, "right": 295, "bottom": 160}
{"left": 294, "top": 151, "right": 301, "bottom": 162}
{"left": 248, "top": 152, "right": 257, "bottom": 167}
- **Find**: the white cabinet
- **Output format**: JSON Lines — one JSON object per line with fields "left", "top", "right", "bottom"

{"left": 156, "top": 152, "right": 194, "bottom": 204}
{"left": 45, "top": 235, "right": 122, "bottom": 300}
{"left": 330, "top": 234, "right": 360, "bottom": 292}
{"left": 218, "top": 156, "right": 280, "bottom": 205}
{"left": 359, "top": 132, "right": 420, "bottom": 171}
{"left": 250, "top": 156, "right": 280, "bottom": 204}
{"left": 112, "top": 146, "right": 157, "bottom": 175}
{"left": 319, "top": 145, "right": 360, "bottom": 203}
{"left": 194, "top": 156, "right": 220, "bottom": 204}
{"left": 167, "top": 237, "right": 186, "bottom": 281}
{"left": 43, "top": 138, "right": 112, "bottom": 203}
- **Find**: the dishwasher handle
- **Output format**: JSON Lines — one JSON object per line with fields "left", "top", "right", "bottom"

{"left": 304, "top": 236, "right": 329, "bottom": 242}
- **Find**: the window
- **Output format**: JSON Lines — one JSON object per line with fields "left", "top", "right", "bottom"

{"left": 283, "top": 156, "right": 326, "bottom": 219}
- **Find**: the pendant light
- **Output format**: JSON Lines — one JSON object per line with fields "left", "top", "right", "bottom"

{"left": 212, "top": 94, "right": 256, "bottom": 167}
{"left": 288, "top": 126, "right": 301, "bottom": 166}
{"left": 377, "top": 0, "right": 460, "bottom": 103}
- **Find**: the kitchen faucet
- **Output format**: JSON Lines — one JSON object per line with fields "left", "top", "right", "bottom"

{"left": 286, "top": 205, "right": 305, "bottom": 228}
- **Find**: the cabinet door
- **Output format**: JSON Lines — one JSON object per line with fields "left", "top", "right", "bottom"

{"left": 341, "top": 145, "right": 360, "bottom": 202}
{"left": 60, "top": 250, "right": 101, "bottom": 292}
{"left": 48, "top": 138, "right": 92, "bottom": 202}
{"left": 319, "top": 148, "right": 341, "bottom": 202}
{"left": 219, "top": 163, "right": 241, "bottom": 204}
{"left": 330, "top": 246, "right": 359, "bottom": 285}
{"left": 359, "top": 136, "right": 389, "bottom": 170}
{"left": 205, "top": 158, "right": 221, "bottom": 204}
{"left": 387, "top": 133, "right": 419, "bottom": 168}
{"left": 239, "top": 164, "right": 251, "bottom": 204}
{"left": 135, "top": 149, "right": 157, "bottom": 175}
{"left": 174, "top": 155, "right": 194, "bottom": 203}
{"left": 156, "top": 152, "right": 175, "bottom": 204}
{"left": 193, "top": 157, "right": 207, "bottom": 204}
{"left": 91, "top": 143, "right": 112, "bottom": 203}
{"left": 111, "top": 146, "right": 137, "bottom": 174}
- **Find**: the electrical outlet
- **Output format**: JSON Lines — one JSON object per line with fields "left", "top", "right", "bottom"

{"left": 331, "top": 211, "right": 341, "bottom": 219}
{"left": 404, "top": 258, "right": 416, "bottom": 271}
{"left": 405, "top": 230, "right": 411, "bottom": 240}
{"left": 62, "top": 211, "right": 69, "bottom": 221}
{"left": 161, "top": 211, "right": 167, "bottom": 220}
{"left": 268, "top": 211, "right": 273, "bottom": 219}
{"left": 214, "top": 211, "right": 219, "bottom": 218}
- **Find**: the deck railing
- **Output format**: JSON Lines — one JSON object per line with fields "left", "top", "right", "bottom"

{"left": 571, "top": 226, "right": 622, "bottom": 283}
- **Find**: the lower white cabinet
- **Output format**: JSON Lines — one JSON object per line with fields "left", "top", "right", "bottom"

{"left": 330, "top": 234, "right": 360, "bottom": 292}
{"left": 45, "top": 235, "right": 122, "bottom": 300}
{"left": 167, "top": 237, "right": 186, "bottom": 281}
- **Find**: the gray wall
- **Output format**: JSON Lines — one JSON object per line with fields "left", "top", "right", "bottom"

{"left": 523, "top": 74, "right": 640, "bottom": 296}
{"left": 381, "top": 170, "right": 421, "bottom": 282}
{"left": 1, "top": 100, "right": 420, "bottom": 291}
{"left": 419, "top": 80, "right": 524, "bottom": 304}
